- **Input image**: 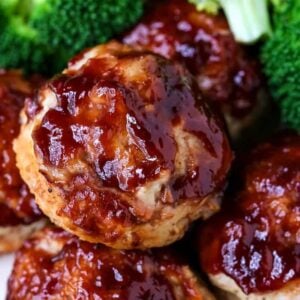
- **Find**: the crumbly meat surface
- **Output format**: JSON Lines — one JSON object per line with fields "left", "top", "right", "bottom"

{"left": 15, "top": 42, "right": 232, "bottom": 249}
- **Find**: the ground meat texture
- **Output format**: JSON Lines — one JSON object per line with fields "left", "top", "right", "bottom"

{"left": 16, "top": 42, "right": 232, "bottom": 248}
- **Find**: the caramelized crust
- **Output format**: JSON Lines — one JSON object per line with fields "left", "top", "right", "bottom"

{"left": 198, "top": 133, "right": 300, "bottom": 298}
{"left": 0, "top": 70, "right": 44, "bottom": 252}
{"left": 7, "top": 226, "right": 216, "bottom": 300}
{"left": 15, "top": 42, "right": 232, "bottom": 249}
{"left": 123, "top": 0, "right": 268, "bottom": 140}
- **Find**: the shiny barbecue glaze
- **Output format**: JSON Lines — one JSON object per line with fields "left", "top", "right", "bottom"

{"left": 0, "top": 203, "right": 28, "bottom": 226}
{"left": 8, "top": 227, "right": 209, "bottom": 299}
{"left": 0, "top": 70, "right": 42, "bottom": 224}
{"left": 123, "top": 0, "right": 262, "bottom": 119}
{"left": 198, "top": 133, "right": 300, "bottom": 294}
{"left": 30, "top": 43, "right": 232, "bottom": 239}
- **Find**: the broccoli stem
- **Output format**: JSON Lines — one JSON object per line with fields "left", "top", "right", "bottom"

{"left": 220, "top": 0, "right": 272, "bottom": 44}
{"left": 188, "top": 0, "right": 221, "bottom": 14}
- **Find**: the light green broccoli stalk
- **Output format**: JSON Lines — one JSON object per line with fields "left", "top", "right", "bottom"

{"left": 190, "top": 0, "right": 220, "bottom": 14}
{"left": 189, "top": 0, "right": 272, "bottom": 44}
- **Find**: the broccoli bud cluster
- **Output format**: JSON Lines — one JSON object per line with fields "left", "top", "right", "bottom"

{"left": 0, "top": 0, "right": 144, "bottom": 75}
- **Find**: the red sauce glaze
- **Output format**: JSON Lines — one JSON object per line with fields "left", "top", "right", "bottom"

{"left": 32, "top": 45, "right": 232, "bottom": 233}
{"left": 123, "top": 0, "right": 262, "bottom": 119}
{"left": 0, "top": 70, "right": 42, "bottom": 224}
{"left": 0, "top": 203, "right": 29, "bottom": 226}
{"left": 57, "top": 173, "right": 138, "bottom": 239}
{"left": 198, "top": 133, "right": 300, "bottom": 294}
{"left": 8, "top": 227, "right": 202, "bottom": 299}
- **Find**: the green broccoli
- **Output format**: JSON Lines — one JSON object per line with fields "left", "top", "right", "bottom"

{"left": 30, "top": 0, "right": 144, "bottom": 59}
{"left": 189, "top": 0, "right": 272, "bottom": 44}
{"left": 262, "top": 0, "right": 300, "bottom": 130}
{"left": 0, "top": 11, "right": 57, "bottom": 74}
{"left": 0, "top": 0, "right": 144, "bottom": 74}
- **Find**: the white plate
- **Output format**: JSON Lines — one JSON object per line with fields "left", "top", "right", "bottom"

{"left": 0, "top": 254, "right": 15, "bottom": 300}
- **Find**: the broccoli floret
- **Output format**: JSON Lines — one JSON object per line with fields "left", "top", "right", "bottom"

{"left": 262, "top": 0, "right": 300, "bottom": 130}
{"left": 189, "top": 0, "right": 272, "bottom": 44}
{"left": 30, "top": 0, "right": 144, "bottom": 59}
{"left": 0, "top": 14, "right": 57, "bottom": 74}
{"left": 0, "top": 0, "right": 66, "bottom": 73}
{"left": 0, "top": 0, "right": 144, "bottom": 74}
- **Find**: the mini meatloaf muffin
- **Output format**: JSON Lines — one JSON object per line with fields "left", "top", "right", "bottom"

{"left": 0, "top": 70, "right": 45, "bottom": 253}
{"left": 123, "top": 0, "right": 270, "bottom": 142}
{"left": 197, "top": 132, "right": 300, "bottom": 300}
{"left": 14, "top": 42, "right": 232, "bottom": 249}
{"left": 7, "top": 226, "right": 216, "bottom": 300}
